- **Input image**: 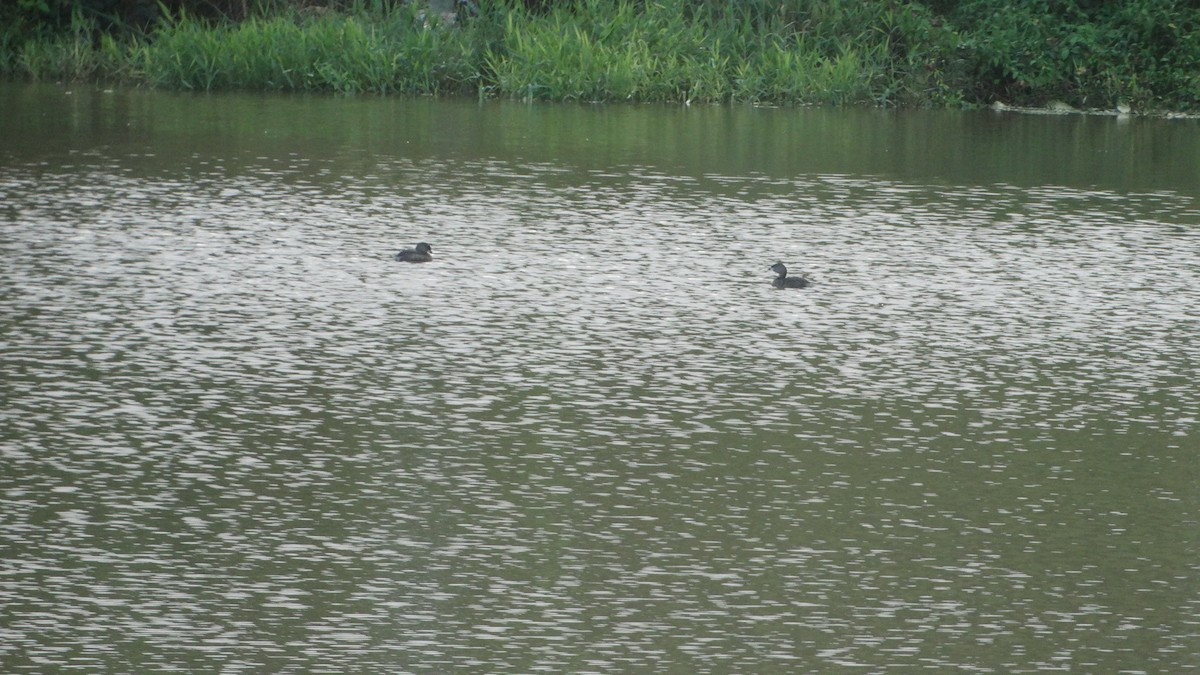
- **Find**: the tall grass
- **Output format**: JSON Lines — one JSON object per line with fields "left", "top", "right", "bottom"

{"left": 143, "top": 6, "right": 478, "bottom": 94}
{"left": 10, "top": 12, "right": 139, "bottom": 82}
{"left": 485, "top": 0, "right": 951, "bottom": 105}
{"left": 0, "top": 0, "right": 957, "bottom": 104}
{"left": 3, "top": 0, "right": 1196, "bottom": 110}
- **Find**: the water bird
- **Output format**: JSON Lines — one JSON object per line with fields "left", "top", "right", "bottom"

{"left": 395, "top": 242, "right": 433, "bottom": 263}
{"left": 770, "top": 262, "right": 810, "bottom": 289}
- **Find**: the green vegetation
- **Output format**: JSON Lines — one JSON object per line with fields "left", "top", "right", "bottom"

{"left": 481, "top": 0, "right": 958, "bottom": 105}
{"left": 2, "top": 0, "right": 1198, "bottom": 111}
{"left": 141, "top": 6, "right": 477, "bottom": 94}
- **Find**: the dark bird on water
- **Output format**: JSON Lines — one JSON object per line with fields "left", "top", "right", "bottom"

{"left": 770, "top": 262, "right": 810, "bottom": 289}
{"left": 395, "top": 242, "right": 433, "bottom": 263}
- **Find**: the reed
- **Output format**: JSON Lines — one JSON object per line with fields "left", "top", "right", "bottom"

{"left": 1, "top": 0, "right": 953, "bottom": 103}
{"left": 11, "top": 14, "right": 137, "bottom": 82}
{"left": 0, "top": 0, "right": 936, "bottom": 101}
{"left": 15, "top": 33, "right": 98, "bottom": 82}
{"left": 142, "top": 7, "right": 478, "bottom": 94}
{"left": 4, "top": 0, "right": 1195, "bottom": 110}
{"left": 485, "top": 0, "right": 953, "bottom": 104}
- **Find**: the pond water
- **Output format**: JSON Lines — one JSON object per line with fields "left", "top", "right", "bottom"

{"left": 2, "top": 83, "right": 1198, "bottom": 672}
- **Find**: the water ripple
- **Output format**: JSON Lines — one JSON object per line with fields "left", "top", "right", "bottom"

{"left": 2, "top": 159, "right": 1198, "bottom": 672}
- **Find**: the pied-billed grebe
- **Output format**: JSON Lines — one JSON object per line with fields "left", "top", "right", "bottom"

{"left": 395, "top": 242, "right": 433, "bottom": 263}
{"left": 770, "top": 262, "right": 810, "bottom": 289}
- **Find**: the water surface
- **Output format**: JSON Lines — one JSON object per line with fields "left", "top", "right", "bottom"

{"left": 2, "top": 83, "right": 1199, "bottom": 672}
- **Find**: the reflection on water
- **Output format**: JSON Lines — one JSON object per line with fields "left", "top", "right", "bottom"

{"left": 2, "top": 88, "right": 1199, "bottom": 672}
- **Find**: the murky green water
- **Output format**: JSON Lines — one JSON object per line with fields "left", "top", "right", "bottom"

{"left": 2, "top": 83, "right": 1198, "bottom": 672}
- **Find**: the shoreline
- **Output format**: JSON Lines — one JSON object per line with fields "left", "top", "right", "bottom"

{"left": 3, "top": 0, "right": 1198, "bottom": 114}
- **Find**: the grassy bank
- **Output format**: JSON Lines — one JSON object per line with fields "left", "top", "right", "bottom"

{"left": 2, "top": 0, "right": 1198, "bottom": 111}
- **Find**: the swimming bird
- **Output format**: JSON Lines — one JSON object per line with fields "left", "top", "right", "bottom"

{"left": 770, "top": 262, "right": 810, "bottom": 289}
{"left": 395, "top": 242, "right": 433, "bottom": 263}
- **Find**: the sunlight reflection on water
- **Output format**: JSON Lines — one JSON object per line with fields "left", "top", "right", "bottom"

{"left": 2, "top": 158, "right": 1198, "bottom": 672}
